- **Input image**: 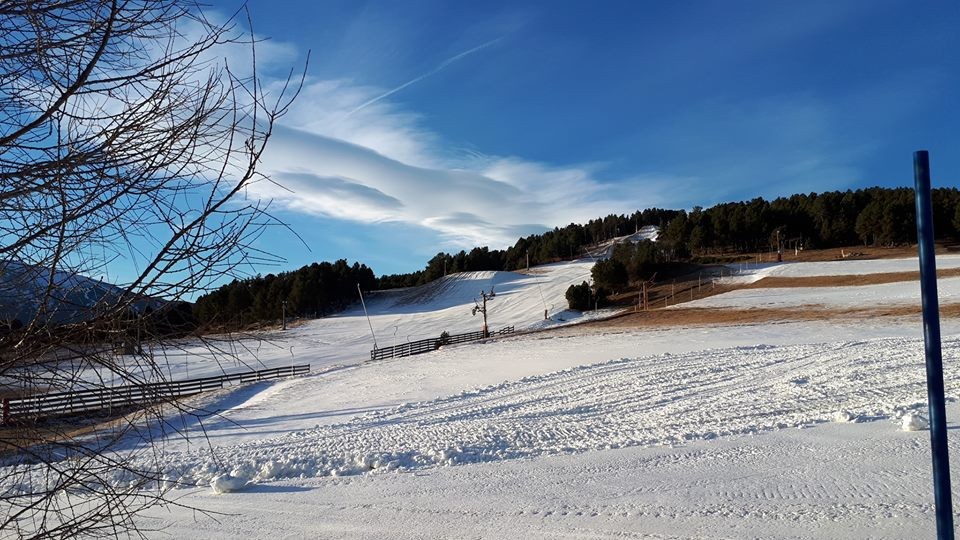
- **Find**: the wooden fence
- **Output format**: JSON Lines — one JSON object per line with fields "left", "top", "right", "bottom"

{"left": 1, "top": 364, "right": 311, "bottom": 424}
{"left": 370, "top": 326, "right": 515, "bottom": 361}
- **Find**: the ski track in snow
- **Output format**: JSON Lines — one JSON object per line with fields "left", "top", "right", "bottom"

{"left": 15, "top": 335, "right": 951, "bottom": 495}
{"left": 138, "top": 410, "right": 951, "bottom": 539}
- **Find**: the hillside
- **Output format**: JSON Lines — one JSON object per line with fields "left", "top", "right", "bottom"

{"left": 6, "top": 252, "right": 960, "bottom": 539}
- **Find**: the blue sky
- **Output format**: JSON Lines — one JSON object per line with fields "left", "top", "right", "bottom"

{"left": 210, "top": 0, "right": 959, "bottom": 277}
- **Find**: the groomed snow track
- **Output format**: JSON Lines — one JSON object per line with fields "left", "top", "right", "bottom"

{"left": 19, "top": 335, "right": 950, "bottom": 494}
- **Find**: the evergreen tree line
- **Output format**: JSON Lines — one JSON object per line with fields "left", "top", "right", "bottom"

{"left": 193, "top": 260, "right": 376, "bottom": 326}
{"left": 194, "top": 186, "right": 960, "bottom": 324}
{"left": 377, "top": 208, "right": 681, "bottom": 289}
{"left": 657, "top": 187, "right": 960, "bottom": 260}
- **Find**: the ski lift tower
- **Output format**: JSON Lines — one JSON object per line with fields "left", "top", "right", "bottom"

{"left": 472, "top": 290, "right": 492, "bottom": 338}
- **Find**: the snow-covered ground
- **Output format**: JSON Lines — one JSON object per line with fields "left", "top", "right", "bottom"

{"left": 682, "top": 276, "right": 960, "bottom": 311}
{"left": 106, "top": 332, "right": 960, "bottom": 485}
{"left": 4, "top": 260, "right": 604, "bottom": 389}
{"left": 718, "top": 252, "right": 960, "bottom": 285}
{"left": 138, "top": 403, "right": 960, "bottom": 539}
{"left": 685, "top": 254, "right": 960, "bottom": 310}
{"left": 6, "top": 253, "right": 960, "bottom": 538}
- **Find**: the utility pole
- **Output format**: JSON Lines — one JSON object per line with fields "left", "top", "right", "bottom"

{"left": 472, "top": 291, "right": 491, "bottom": 338}
{"left": 281, "top": 300, "right": 287, "bottom": 330}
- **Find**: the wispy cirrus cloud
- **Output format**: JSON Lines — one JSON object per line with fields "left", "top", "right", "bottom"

{"left": 251, "top": 70, "right": 667, "bottom": 248}
{"left": 254, "top": 122, "right": 644, "bottom": 247}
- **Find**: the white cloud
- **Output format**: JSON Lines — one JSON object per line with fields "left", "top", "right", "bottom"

{"left": 252, "top": 76, "right": 661, "bottom": 249}
{"left": 271, "top": 78, "right": 439, "bottom": 168}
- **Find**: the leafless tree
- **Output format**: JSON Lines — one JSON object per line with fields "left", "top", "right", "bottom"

{"left": 0, "top": 1, "right": 302, "bottom": 537}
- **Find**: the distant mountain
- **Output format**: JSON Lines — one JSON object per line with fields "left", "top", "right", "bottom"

{"left": 0, "top": 261, "right": 136, "bottom": 326}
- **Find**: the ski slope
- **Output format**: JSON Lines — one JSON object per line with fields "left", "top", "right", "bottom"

{"left": 303, "top": 259, "right": 605, "bottom": 360}
{"left": 6, "top": 253, "right": 960, "bottom": 539}
{"left": 6, "top": 260, "right": 609, "bottom": 389}
{"left": 583, "top": 225, "right": 659, "bottom": 259}
{"left": 65, "top": 334, "right": 958, "bottom": 494}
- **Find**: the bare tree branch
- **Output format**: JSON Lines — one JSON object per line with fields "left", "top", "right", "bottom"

{"left": 0, "top": 1, "right": 304, "bottom": 537}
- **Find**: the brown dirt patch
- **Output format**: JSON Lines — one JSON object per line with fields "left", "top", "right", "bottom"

{"left": 735, "top": 244, "right": 926, "bottom": 264}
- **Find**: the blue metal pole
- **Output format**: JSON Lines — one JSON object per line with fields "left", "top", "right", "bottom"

{"left": 914, "top": 150, "right": 955, "bottom": 540}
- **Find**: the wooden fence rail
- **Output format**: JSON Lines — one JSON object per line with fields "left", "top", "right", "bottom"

{"left": 1, "top": 364, "right": 311, "bottom": 424}
{"left": 371, "top": 326, "right": 515, "bottom": 361}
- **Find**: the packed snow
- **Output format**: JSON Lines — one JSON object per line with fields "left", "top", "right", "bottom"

{"left": 26, "top": 335, "right": 953, "bottom": 496}
{"left": 680, "top": 276, "right": 960, "bottom": 311}
{"left": 679, "top": 254, "right": 960, "bottom": 311}
{"left": 718, "top": 252, "right": 960, "bottom": 284}
{"left": 5, "top": 252, "right": 960, "bottom": 539}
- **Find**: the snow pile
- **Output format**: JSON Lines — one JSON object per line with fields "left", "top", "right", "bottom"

{"left": 832, "top": 410, "right": 855, "bottom": 423}
{"left": 523, "top": 308, "right": 621, "bottom": 331}
{"left": 210, "top": 472, "right": 251, "bottom": 494}
{"left": 900, "top": 412, "right": 929, "bottom": 431}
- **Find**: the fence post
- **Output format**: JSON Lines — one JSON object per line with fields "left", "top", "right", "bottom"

{"left": 2, "top": 398, "right": 9, "bottom": 425}
{"left": 914, "top": 150, "right": 954, "bottom": 540}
